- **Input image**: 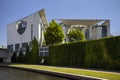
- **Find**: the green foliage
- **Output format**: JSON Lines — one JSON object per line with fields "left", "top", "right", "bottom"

{"left": 11, "top": 51, "right": 17, "bottom": 63}
{"left": 48, "top": 36, "right": 120, "bottom": 70}
{"left": 84, "top": 40, "right": 110, "bottom": 68}
{"left": 67, "top": 29, "right": 85, "bottom": 42}
{"left": 13, "top": 37, "right": 40, "bottom": 64}
{"left": 17, "top": 48, "right": 24, "bottom": 63}
{"left": 104, "top": 36, "right": 120, "bottom": 69}
{"left": 30, "top": 37, "right": 39, "bottom": 64}
{"left": 44, "top": 20, "right": 64, "bottom": 45}
{"left": 39, "top": 56, "right": 49, "bottom": 65}
{"left": 24, "top": 44, "right": 31, "bottom": 63}
{"left": 49, "top": 41, "right": 86, "bottom": 67}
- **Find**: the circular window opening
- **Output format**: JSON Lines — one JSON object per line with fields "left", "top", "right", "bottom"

{"left": 17, "top": 20, "right": 27, "bottom": 35}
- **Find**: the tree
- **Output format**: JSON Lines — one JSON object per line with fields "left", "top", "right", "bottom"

{"left": 17, "top": 48, "right": 24, "bottom": 63}
{"left": 44, "top": 20, "right": 64, "bottom": 45}
{"left": 30, "top": 37, "right": 39, "bottom": 64}
{"left": 67, "top": 29, "right": 85, "bottom": 42}
{"left": 11, "top": 51, "right": 17, "bottom": 63}
{"left": 24, "top": 44, "right": 30, "bottom": 63}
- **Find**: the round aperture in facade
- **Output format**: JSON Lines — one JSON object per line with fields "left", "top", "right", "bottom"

{"left": 17, "top": 20, "right": 27, "bottom": 35}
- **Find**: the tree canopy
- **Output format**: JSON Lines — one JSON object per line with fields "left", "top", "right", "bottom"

{"left": 44, "top": 20, "right": 64, "bottom": 45}
{"left": 67, "top": 29, "right": 85, "bottom": 42}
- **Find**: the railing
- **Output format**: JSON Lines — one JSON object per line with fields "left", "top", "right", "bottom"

{"left": 39, "top": 46, "right": 49, "bottom": 56}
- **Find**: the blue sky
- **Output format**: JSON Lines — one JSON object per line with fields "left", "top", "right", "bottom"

{"left": 0, "top": 0, "right": 120, "bottom": 46}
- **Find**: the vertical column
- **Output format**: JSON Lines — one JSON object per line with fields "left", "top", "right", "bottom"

{"left": 107, "top": 20, "right": 110, "bottom": 36}
{"left": 65, "top": 25, "right": 70, "bottom": 42}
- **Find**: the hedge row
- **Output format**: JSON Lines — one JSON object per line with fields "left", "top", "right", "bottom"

{"left": 48, "top": 36, "right": 120, "bottom": 70}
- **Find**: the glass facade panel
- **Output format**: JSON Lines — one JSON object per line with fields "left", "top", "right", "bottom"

{"left": 29, "top": 41, "right": 32, "bottom": 49}
{"left": 21, "top": 42, "right": 28, "bottom": 52}
{"left": 7, "top": 45, "right": 13, "bottom": 52}
{"left": 102, "top": 26, "right": 107, "bottom": 37}
{"left": 85, "top": 28, "right": 89, "bottom": 40}
{"left": 15, "top": 44, "right": 19, "bottom": 52}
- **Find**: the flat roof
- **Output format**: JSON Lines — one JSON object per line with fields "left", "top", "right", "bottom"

{"left": 56, "top": 19, "right": 109, "bottom": 26}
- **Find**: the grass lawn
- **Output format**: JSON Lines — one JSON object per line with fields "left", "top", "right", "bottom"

{"left": 10, "top": 64, "right": 120, "bottom": 80}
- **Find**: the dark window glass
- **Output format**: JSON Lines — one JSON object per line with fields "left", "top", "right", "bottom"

{"left": 7, "top": 45, "right": 13, "bottom": 52}
{"left": 44, "top": 52, "right": 49, "bottom": 56}
{"left": 102, "top": 26, "right": 107, "bottom": 37}
{"left": 15, "top": 44, "right": 19, "bottom": 52}
{"left": 85, "top": 29, "right": 89, "bottom": 40}
{"left": 21, "top": 42, "right": 28, "bottom": 52}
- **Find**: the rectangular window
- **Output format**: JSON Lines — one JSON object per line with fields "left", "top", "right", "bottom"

{"left": 15, "top": 44, "right": 19, "bottom": 52}
{"left": 85, "top": 28, "right": 89, "bottom": 40}
{"left": 29, "top": 41, "right": 32, "bottom": 50}
{"left": 21, "top": 42, "right": 28, "bottom": 52}
{"left": 7, "top": 45, "right": 13, "bottom": 53}
{"left": 102, "top": 26, "right": 107, "bottom": 37}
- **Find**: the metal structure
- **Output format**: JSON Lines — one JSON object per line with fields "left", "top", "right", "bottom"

{"left": 39, "top": 46, "right": 49, "bottom": 57}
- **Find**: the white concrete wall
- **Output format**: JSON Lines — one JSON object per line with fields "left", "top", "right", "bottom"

{"left": 7, "top": 12, "right": 43, "bottom": 51}
{"left": 97, "top": 27, "right": 102, "bottom": 39}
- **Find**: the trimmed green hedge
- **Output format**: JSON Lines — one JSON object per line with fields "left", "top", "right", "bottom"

{"left": 104, "top": 36, "right": 120, "bottom": 69}
{"left": 49, "top": 42, "right": 85, "bottom": 67}
{"left": 48, "top": 36, "right": 120, "bottom": 70}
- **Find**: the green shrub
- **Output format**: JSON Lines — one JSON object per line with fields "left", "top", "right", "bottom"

{"left": 17, "top": 48, "right": 24, "bottom": 63}
{"left": 67, "top": 29, "right": 85, "bottom": 42}
{"left": 44, "top": 20, "right": 64, "bottom": 45}
{"left": 104, "top": 36, "right": 120, "bottom": 69}
{"left": 11, "top": 51, "right": 17, "bottom": 63}
{"left": 49, "top": 41, "right": 86, "bottom": 67}
{"left": 84, "top": 40, "right": 110, "bottom": 68}
{"left": 48, "top": 36, "right": 120, "bottom": 70}
{"left": 24, "top": 44, "right": 31, "bottom": 63}
{"left": 30, "top": 37, "right": 39, "bottom": 64}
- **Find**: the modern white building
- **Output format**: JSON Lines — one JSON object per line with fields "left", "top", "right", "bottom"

{"left": 7, "top": 9, "right": 111, "bottom": 52}
{"left": 7, "top": 9, "right": 48, "bottom": 52}
{"left": 56, "top": 19, "right": 110, "bottom": 41}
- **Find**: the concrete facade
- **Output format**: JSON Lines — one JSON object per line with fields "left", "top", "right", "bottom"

{"left": 7, "top": 9, "right": 111, "bottom": 52}
{"left": 7, "top": 9, "right": 48, "bottom": 52}
{"left": 57, "top": 19, "right": 110, "bottom": 41}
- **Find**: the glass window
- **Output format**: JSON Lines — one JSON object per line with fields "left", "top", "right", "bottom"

{"left": 7, "top": 45, "right": 13, "bottom": 53}
{"left": 85, "top": 28, "right": 89, "bottom": 40}
{"left": 102, "top": 26, "right": 107, "bottom": 37}
{"left": 15, "top": 44, "right": 19, "bottom": 52}
{"left": 21, "top": 42, "right": 28, "bottom": 52}
{"left": 29, "top": 41, "right": 32, "bottom": 49}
